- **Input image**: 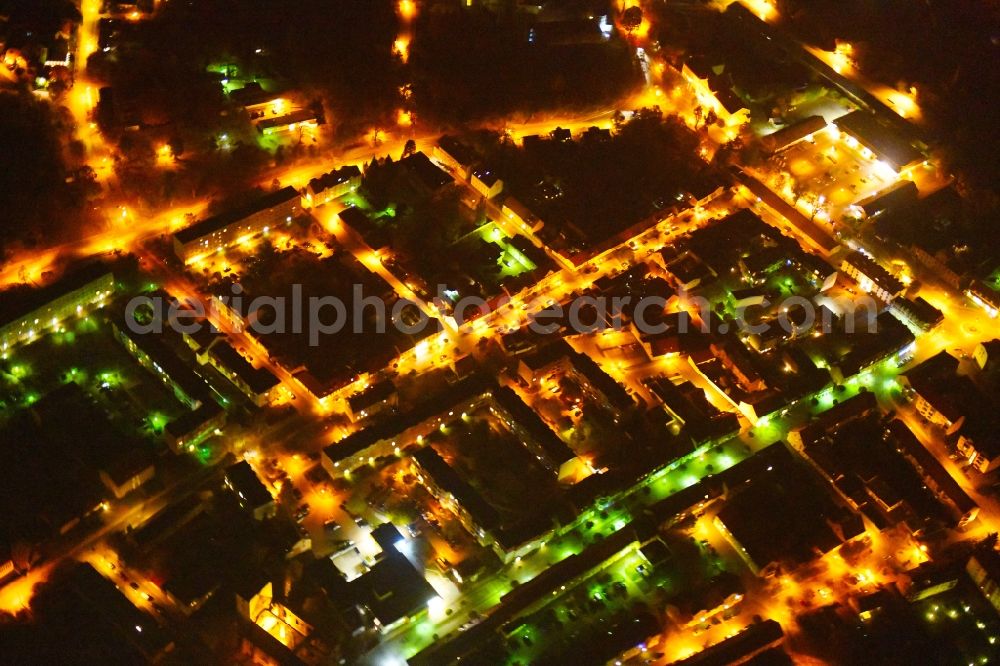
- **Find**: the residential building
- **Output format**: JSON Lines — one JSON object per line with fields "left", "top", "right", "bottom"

{"left": 888, "top": 420, "right": 978, "bottom": 528}
{"left": 0, "top": 262, "right": 113, "bottom": 351}
{"left": 501, "top": 196, "right": 544, "bottom": 233}
{"left": 434, "top": 135, "right": 477, "bottom": 179}
{"left": 471, "top": 166, "right": 504, "bottom": 199}
{"left": 303, "top": 164, "right": 361, "bottom": 208}
{"left": 112, "top": 317, "right": 213, "bottom": 410}
{"left": 229, "top": 83, "right": 319, "bottom": 136}
{"left": 164, "top": 402, "right": 225, "bottom": 453}
{"left": 967, "top": 280, "right": 1000, "bottom": 318}
{"left": 346, "top": 379, "right": 397, "bottom": 422}
{"left": 968, "top": 544, "right": 1000, "bottom": 615}
{"left": 671, "top": 620, "right": 785, "bottom": 665}
{"left": 840, "top": 251, "right": 905, "bottom": 302}
{"left": 909, "top": 374, "right": 969, "bottom": 434}
{"left": 788, "top": 391, "right": 878, "bottom": 450}
{"left": 225, "top": 461, "right": 276, "bottom": 521}
{"left": 714, "top": 446, "right": 855, "bottom": 576}
{"left": 256, "top": 108, "right": 319, "bottom": 136}
{"left": 200, "top": 339, "right": 281, "bottom": 407}
{"left": 172, "top": 187, "right": 301, "bottom": 263}
{"left": 890, "top": 295, "right": 943, "bottom": 332}
{"left": 400, "top": 151, "right": 453, "bottom": 193}
{"left": 974, "top": 339, "right": 1000, "bottom": 371}
{"left": 323, "top": 375, "right": 581, "bottom": 479}
{"left": 349, "top": 549, "right": 437, "bottom": 633}
{"left": 517, "top": 340, "right": 635, "bottom": 416}
{"left": 956, "top": 413, "right": 1000, "bottom": 474}
{"left": 412, "top": 446, "right": 500, "bottom": 545}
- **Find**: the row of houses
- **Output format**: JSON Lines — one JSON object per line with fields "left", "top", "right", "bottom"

{"left": 903, "top": 350, "right": 1000, "bottom": 473}
{"left": 0, "top": 262, "right": 114, "bottom": 351}
{"left": 433, "top": 135, "right": 507, "bottom": 199}
{"left": 172, "top": 163, "right": 365, "bottom": 264}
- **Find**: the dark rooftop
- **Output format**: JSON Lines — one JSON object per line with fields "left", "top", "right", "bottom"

{"left": 0, "top": 261, "right": 111, "bottom": 328}
{"left": 307, "top": 164, "right": 361, "bottom": 196}
{"left": 401, "top": 151, "right": 452, "bottom": 191}
{"left": 835, "top": 110, "right": 923, "bottom": 171}
{"left": 225, "top": 460, "right": 273, "bottom": 510}
{"left": 349, "top": 550, "right": 436, "bottom": 628}
{"left": 174, "top": 187, "right": 299, "bottom": 245}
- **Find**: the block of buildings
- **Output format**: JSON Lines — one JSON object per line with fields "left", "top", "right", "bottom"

{"left": 225, "top": 460, "right": 276, "bottom": 521}
{"left": 788, "top": 391, "right": 878, "bottom": 450}
{"left": 890, "top": 295, "right": 943, "bottom": 332}
{"left": 517, "top": 340, "right": 635, "bottom": 417}
{"left": 199, "top": 339, "right": 281, "bottom": 407}
{"left": 501, "top": 196, "right": 544, "bottom": 233}
{"left": 348, "top": 549, "right": 437, "bottom": 633}
{"left": 471, "top": 166, "right": 504, "bottom": 199}
{"left": 172, "top": 187, "right": 301, "bottom": 263}
{"left": 888, "top": 420, "right": 978, "bottom": 528}
{"left": 164, "top": 401, "right": 226, "bottom": 453}
{"left": 840, "top": 251, "right": 905, "bottom": 303}
{"left": 714, "top": 445, "right": 859, "bottom": 576}
{"left": 0, "top": 262, "right": 113, "bottom": 351}
{"left": 834, "top": 109, "right": 924, "bottom": 173}
{"left": 303, "top": 164, "right": 361, "bottom": 208}
{"left": 346, "top": 378, "right": 398, "bottom": 422}
{"left": 323, "top": 375, "right": 581, "bottom": 480}
{"left": 112, "top": 316, "right": 213, "bottom": 410}
{"left": 434, "top": 135, "right": 478, "bottom": 179}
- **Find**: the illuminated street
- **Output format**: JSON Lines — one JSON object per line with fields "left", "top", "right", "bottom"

{"left": 0, "top": 0, "right": 998, "bottom": 664}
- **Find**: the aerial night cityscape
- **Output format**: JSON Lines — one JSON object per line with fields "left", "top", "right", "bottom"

{"left": 0, "top": 0, "right": 998, "bottom": 664}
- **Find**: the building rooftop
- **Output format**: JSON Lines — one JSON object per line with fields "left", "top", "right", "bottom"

{"left": 792, "top": 391, "right": 878, "bottom": 447}
{"left": 174, "top": 187, "right": 299, "bottom": 245}
{"left": 413, "top": 445, "right": 500, "bottom": 531}
{"left": 349, "top": 550, "right": 436, "bottom": 628}
{"left": 307, "top": 164, "right": 361, "bottom": 196}
{"left": 717, "top": 445, "right": 847, "bottom": 571}
{"left": 228, "top": 82, "right": 278, "bottom": 107}
{"left": 672, "top": 619, "right": 785, "bottom": 666}
{"left": 164, "top": 401, "right": 223, "bottom": 440}
{"left": 762, "top": 115, "right": 827, "bottom": 154}
{"left": 210, "top": 341, "right": 280, "bottom": 395}
{"left": 569, "top": 350, "right": 634, "bottom": 411}
{"left": 472, "top": 166, "right": 501, "bottom": 187}
{"left": 842, "top": 251, "right": 904, "bottom": 295}
{"left": 437, "top": 135, "right": 478, "bottom": 166}
{"left": 324, "top": 375, "right": 494, "bottom": 464}
{"left": 256, "top": 108, "right": 318, "bottom": 132}
{"left": 0, "top": 261, "right": 111, "bottom": 328}
{"left": 834, "top": 110, "right": 923, "bottom": 171}
{"left": 225, "top": 460, "right": 273, "bottom": 510}
{"left": 401, "top": 151, "right": 452, "bottom": 191}
{"left": 347, "top": 379, "right": 396, "bottom": 414}
{"left": 114, "top": 316, "right": 213, "bottom": 405}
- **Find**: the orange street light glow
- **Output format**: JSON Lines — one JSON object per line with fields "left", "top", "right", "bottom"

{"left": 393, "top": 37, "right": 411, "bottom": 63}
{"left": 736, "top": 0, "right": 778, "bottom": 22}
{"left": 398, "top": 0, "right": 417, "bottom": 21}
